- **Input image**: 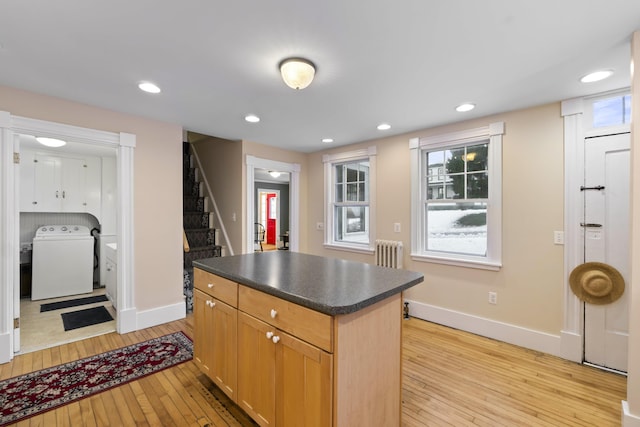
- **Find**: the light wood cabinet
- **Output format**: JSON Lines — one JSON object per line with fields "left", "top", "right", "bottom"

{"left": 193, "top": 269, "right": 238, "bottom": 400}
{"left": 194, "top": 267, "right": 403, "bottom": 427}
{"left": 236, "top": 310, "right": 332, "bottom": 427}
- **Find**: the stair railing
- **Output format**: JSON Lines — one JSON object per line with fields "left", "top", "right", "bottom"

{"left": 183, "top": 229, "right": 190, "bottom": 253}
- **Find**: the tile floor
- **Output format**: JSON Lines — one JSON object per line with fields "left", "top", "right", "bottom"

{"left": 18, "top": 288, "right": 116, "bottom": 354}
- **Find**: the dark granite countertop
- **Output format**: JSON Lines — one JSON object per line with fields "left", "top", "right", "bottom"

{"left": 193, "top": 251, "right": 424, "bottom": 316}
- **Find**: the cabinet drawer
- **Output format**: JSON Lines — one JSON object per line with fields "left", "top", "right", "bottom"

{"left": 239, "top": 285, "right": 333, "bottom": 352}
{"left": 194, "top": 268, "right": 238, "bottom": 307}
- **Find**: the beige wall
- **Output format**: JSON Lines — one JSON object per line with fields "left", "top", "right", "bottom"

{"left": 306, "top": 103, "right": 565, "bottom": 335}
{"left": 191, "top": 136, "right": 244, "bottom": 255}
{"left": 1, "top": 85, "right": 184, "bottom": 312}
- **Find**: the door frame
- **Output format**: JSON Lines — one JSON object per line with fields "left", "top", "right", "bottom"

{"left": 245, "top": 156, "right": 300, "bottom": 254}
{"left": 0, "top": 112, "right": 137, "bottom": 363}
{"left": 560, "top": 91, "right": 630, "bottom": 363}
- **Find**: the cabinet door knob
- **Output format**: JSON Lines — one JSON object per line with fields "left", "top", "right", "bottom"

{"left": 266, "top": 331, "right": 274, "bottom": 339}
{"left": 272, "top": 335, "right": 280, "bottom": 344}
{"left": 56, "top": 191, "right": 60, "bottom": 198}
{"left": 208, "top": 283, "right": 214, "bottom": 288}
{"left": 270, "top": 309, "right": 277, "bottom": 319}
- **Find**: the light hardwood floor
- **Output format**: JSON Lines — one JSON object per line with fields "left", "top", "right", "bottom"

{"left": 0, "top": 316, "right": 627, "bottom": 426}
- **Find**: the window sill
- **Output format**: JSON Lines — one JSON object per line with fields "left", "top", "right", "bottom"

{"left": 324, "top": 243, "right": 375, "bottom": 255}
{"left": 411, "top": 253, "right": 502, "bottom": 271}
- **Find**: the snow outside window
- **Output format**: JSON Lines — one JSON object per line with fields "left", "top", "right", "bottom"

{"left": 410, "top": 123, "right": 503, "bottom": 270}
{"left": 323, "top": 147, "right": 377, "bottom": 254}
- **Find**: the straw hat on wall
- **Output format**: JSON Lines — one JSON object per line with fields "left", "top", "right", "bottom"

{"left": 569, "top": 262, "right": 625, "bottom": 305}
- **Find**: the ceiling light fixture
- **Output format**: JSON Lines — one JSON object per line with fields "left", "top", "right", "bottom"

{"left": 455, "top": 103, "right": 475, "bottom": 112}
{"left": 279, "top": 57, "right": 316, "bottom": 90}
{"left": 269, "top": 171, "right": 281, "bottom": 178}
{"left": 322, "top": 138, "right": 334, "bottom": 143}
{"left": 138, "top": 81, "right": 161, "bottom": 94}
{"left": 36, "top": 137, "right": 66, "bottom": 147}
{"left": 245, "top": 114, "right": 260, "bottom": 123}
{"left": 377, "top": 123, "right": 391, "bottom": 131}
{"left": 580, "top": 70, "right": 614, "bottom": 83}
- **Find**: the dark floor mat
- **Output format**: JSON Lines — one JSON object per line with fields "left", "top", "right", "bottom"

{"left": 40, "top": 295, "right": 109, "bottom": 312}
{"left": 61, "top": 306, "right": 114, "bottom": 331}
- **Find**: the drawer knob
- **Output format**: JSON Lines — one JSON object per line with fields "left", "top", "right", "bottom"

{"left": 208, "top": 283, "right": 214, "bottom": 288}
{"left": 272, "top": 335, "right": 280, "bottom": 344}
{"left": 207, "top": 300, "right": 215, "bottom": 308}
{"left": 270, "top": 309, "right": 278, "bottom": 319}
{"left": 266, "top": 331, "right": 274, "bottom": 339}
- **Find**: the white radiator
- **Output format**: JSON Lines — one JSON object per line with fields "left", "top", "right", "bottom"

{"left": 375, "top": 240, "right": 403, "bottom": 269}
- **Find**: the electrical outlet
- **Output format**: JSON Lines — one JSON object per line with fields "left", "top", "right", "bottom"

{"left": 553, "top": 231, "right": 564, "bottom": 245}
{"left": 488, "top": 292, "right": 497, "bottom": 305}
{"left": 394, "top": 223, "right": 401, "bottom": 233}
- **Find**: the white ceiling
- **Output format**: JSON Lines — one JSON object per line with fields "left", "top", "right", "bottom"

{"left": 1, "top": 1, "right": 639, "bottom": 153}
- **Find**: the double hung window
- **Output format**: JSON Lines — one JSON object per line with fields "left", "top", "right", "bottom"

{"left": 323, "top": 147, "right": 376, "bottom": 253}
{"left": 410, "top": 123, "right": 503, "bottom": 269}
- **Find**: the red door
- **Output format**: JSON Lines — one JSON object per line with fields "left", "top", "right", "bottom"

{"left": 266, "top": 193, "right": 277, "bottom": 244}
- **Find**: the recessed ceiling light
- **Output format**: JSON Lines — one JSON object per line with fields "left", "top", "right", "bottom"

{"left": 245, "top": 114, "right": 260, "bottom": 123}
{"left": 580, "top": 70, "right": 614, "bottom": 83}
{"left": 377, "top": 123, "right": 391, "bottom": 131}
{"left": 138, "top": 81, "right": 161, "bottom": 94}
{"left": 455, "top": 103, "right": 475, "bottom": 112}
{"left": 36, "top": 137, "right": 66, "bottom": 147}
{"left": 322, "top": 138, "right": 334, "bottom": 143}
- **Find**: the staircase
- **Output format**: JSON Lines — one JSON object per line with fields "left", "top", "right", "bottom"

{"left": 183, "top": 142, "right": 221, "bottom": 312}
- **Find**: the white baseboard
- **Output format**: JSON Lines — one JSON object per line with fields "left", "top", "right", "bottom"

{"left": 136, "top": 302, "right": 186, "bottom": 331}
{"left": 623, "top": 401, "right": 640, "bottom": 427}
{"left": 118, "top": 307, "right": 137, "bottom": 334}
{"left": 0, "top": 331, "right": 11, "bottom": 364}
{"left": 560, "top": 330, "right": 583, "bottom": 363}
{"left": 404, "top": 299, "right": 562, "bottom": 357}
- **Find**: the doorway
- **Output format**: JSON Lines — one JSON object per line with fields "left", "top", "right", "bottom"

{"left": 257, "top": 188, "right": 281, "bottom": 250}
{"left": 0, "top": 113, "right": 136, "bottom": 363}
{"left": 582, "top": 132, "right": 630, "bottom": 372}
{"left": 245, "top": 156, "right": 300, "bottom": 254}
{"left": 17, "top": 134, "right": 118, "bottom": 353}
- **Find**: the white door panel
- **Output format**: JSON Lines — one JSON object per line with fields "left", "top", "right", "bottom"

{"left": 583, "top": 132, "right": 630, "bottom": 372}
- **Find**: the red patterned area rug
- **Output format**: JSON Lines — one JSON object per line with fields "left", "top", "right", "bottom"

{"left": 0, "top": 331, "right": 192, "bottom": 426}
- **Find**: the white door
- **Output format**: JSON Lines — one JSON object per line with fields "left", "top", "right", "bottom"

{"left": 583, "top": 132, "right": 630, "bottom": 372}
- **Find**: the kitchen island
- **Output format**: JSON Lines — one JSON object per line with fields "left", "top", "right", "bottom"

{"left": 193, "top": 251, "right": 423, "bottom": 427}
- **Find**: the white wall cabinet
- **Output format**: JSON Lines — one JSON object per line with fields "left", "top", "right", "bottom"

{"left": 20, "top": 150, "right": 101, "bottom": 218}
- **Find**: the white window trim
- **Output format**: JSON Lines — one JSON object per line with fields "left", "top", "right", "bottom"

{"left": 323, "top": 146, "right": 376, "bottom": 254}
{"left": 410, "top": 122, "right": 504, "bottom": 271}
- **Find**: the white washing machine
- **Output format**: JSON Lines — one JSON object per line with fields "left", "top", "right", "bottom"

{"left": 31, "top": 225, "right": 94, "bottom": 300}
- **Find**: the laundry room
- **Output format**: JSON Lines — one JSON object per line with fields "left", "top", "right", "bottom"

{"left": 17, "top": 134, "right": 118, "bottom": 353}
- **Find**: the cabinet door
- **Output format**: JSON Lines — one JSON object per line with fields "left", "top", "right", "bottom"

{"left": 60, "top": 156, "right": 86, "bottom": 212}
{"left": 19, "top": 150, "right": 36, "bottom": 212}
{"left": 238, "top": 311, "right": 276, "bottom": 427}
{"left": 33, "top": 155, "right": 60, "bottom": 211}
{"left": 276, "top": 331, "right": 333, "bottom": 427}
{"left": 211, "top": 299, "right": 237, "bottom": 400}
{"left": 193, "top": 289, "right": 213, "bottom": 376}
